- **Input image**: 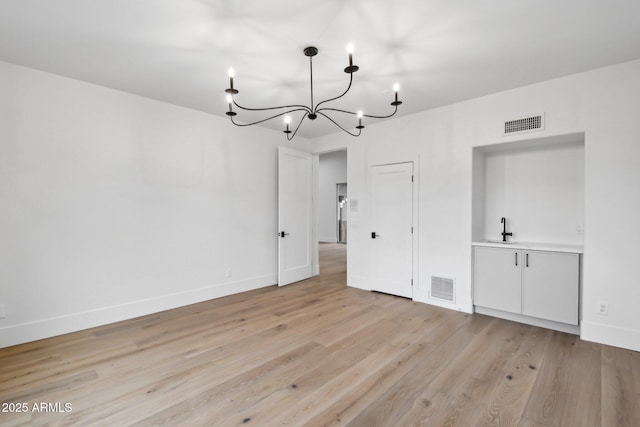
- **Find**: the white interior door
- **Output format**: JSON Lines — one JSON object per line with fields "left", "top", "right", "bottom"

{"left": 370, "top": 162, "right": 414, "bottom": 298}
{"left": 278, "top": 146, "right": 313, "bottom": 286}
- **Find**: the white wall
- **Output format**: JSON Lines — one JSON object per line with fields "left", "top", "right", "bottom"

{"left": 317, "top": 150, "right": 347, "bottom": 242}
{"left": 0, "top": 61, "right": 311, "bottom": 348}
{"left": 481, "top": 138, "right": 585, "bottom": 244}
{"left": 312, "top": 59, "right": 640, "bottom": 352}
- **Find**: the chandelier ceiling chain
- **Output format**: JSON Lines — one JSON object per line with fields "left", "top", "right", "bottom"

{"left": 225, "top": 44, "right": 402, "bottom": 141}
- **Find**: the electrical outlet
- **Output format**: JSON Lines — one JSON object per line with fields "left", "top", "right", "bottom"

{"left": 0, "top": 304, "right": 5, "bottom": 319}
{"left": 597, "top": 301, "right": 609, "bottom": 315}
{"left": 576, "top": 225, "right": 584, "bottom": 234}
{"left": 226, "top": 268, "right": 232, "bottom": 278}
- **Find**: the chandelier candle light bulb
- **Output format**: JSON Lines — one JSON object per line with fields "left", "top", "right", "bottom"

{"left": 224, "top": 44, "right": 401, "bottom": 140}
{"left": 284, "top": 115, "right": 292, "bottom": 134}
{"left": 392, "top": 83, "right": 402, "bottom": 106}
{"left": 344, "top": 43, "right": 359, "bottom": 74}
{"left": 225, "top": 94, "right": 236, "bottom": 116}
{"left": 226, "top": 68, "right": 238, "bottom": 95}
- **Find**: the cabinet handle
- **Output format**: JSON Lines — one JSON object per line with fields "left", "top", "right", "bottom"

{"left": 515, "top": 252, "right": 518, "bottom": 266}
{"left": 526, "top": 253, "right": 529, "bottom": 267}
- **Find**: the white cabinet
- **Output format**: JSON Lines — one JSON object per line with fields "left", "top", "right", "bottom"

{"left": 522, "top": 251, "right": 579, "bottom": 324}
{"left": 474, "top": 247, "right": 521, "bottom": 313}
{"left": 474, "top": 246, "right": 579, "bottom": 326}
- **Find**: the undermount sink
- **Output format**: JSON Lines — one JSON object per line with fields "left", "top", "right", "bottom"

{"left": 486, "top": 240, "right": 516, "bottom": 244}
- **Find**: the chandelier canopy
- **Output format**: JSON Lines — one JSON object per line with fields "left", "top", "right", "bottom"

{"left": 225, "top": 44, "right": 402, "bottom": 141}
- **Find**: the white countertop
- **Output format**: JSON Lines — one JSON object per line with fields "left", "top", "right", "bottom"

{"left": 472, "top": 240, "right": 583, "bottom": 254}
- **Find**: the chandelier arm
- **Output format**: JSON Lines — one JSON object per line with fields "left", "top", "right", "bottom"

{"left": 286, "top": 113, "right": 307, "bottom": 142}
{"left": 362, "top": 105, "right": 399, "bottom": 119}
{"left": 230, "top": 108, "right": 309, "bottom": 127}
{"left": 233, "top": 99, "right": 311, "bottom": 114}
{"left": 317, "top": 105, "right": 399, "bottom": 119}
{"left": 313, "top": 72, "right": 354, "bottom": 111}
{"left": 316, "top": 107, "right": 356, "bottom": 116}
{"left": 316, "top": 111, "right": 362, "bottom": 137}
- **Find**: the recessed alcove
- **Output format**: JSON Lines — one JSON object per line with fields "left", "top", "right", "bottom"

{"left": 472, "top": 133, "right": 585, "bottom": 245}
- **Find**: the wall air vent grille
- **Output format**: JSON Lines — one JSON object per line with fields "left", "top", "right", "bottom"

{"left": 504, "top": 114, "right": 544, "bottom": 135}
{"left": 430, "top": 276, "right": 455, "bottom": 303}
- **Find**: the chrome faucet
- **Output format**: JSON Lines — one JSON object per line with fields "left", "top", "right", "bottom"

{"left": 501, "top": 217, "right": 512, "bottom": 242}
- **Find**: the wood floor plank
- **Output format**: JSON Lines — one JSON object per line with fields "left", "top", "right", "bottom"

{"left": 204, "top": 315, "right": 411, "bottom": 426}
{"left": 339, "top": 316, "right": 493, "bottom": 426}
{"left": 392, "top": 321, "right": 550, "bottom": 427}
{"left": 470, "top": 324, "right": 552, "bottom": 427}
{"left": 601, "top": 345, "right": 640, "bottom": 427}
{"left": 237, "top": 340, "right": 424, "bottom": 427}
{"left": 522, "top": 332, "right": 602, "bottom": 427}
{"left": 100, "top": 342, "right": 327, "bottom": 427}
{"left": 1, "top": 243, "right": 639, "bottom": 426}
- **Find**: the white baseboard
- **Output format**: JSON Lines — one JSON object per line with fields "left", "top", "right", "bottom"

{"left": 474, "top": 305, "right": 580, "bottom": 335}
{"left": 580, "top": 320, "right": 640, "bottom": 352}
{"left": 347, "top": 275, "right": 370, "bottom": 291}
{"left": 414, "top": 296, "right": 473, "bottom": 314}
{"left": 318, "top": 235, "right": 337, "bottom": 243}
{"left": 0, "top": 274, "right": 276, "bottom": 349}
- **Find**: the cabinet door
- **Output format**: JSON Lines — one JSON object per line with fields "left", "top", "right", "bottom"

{"left": 522, "top": 251, "right": 579, "bottom": 325}
{"left": 474, "top": 247, "right": 521, "bottom": 313}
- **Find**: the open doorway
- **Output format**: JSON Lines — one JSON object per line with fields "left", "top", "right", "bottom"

{"left": 317, "top": 149, "right": 347, "bottom": 277}
{"left": 337, "top": 183, "right": 347, "bottom": 244}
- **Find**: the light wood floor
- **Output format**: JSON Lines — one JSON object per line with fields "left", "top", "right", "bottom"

{"left": 1, "top": 243, "right": 639, "bottom": 426}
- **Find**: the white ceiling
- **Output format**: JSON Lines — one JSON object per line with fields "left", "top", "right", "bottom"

{"left": 2, "top": 0, "right": 640, "bottom": 139}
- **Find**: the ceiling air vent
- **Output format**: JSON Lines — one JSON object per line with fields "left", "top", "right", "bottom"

{"left": 504, "top": 113, "right": 545, "bottom": 135}
{"left": 430, "top": 276, "right": 455, "bottom": 303}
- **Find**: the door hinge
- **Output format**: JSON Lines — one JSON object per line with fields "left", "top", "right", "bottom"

{"left": 411, "top": 279, "right": 414, "bottom": 287}
{"left": 411, "top": 226, "right": 413, "bottom": 234}
{"left": 411, "top": 175, "right": 414, "bottom": 182}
